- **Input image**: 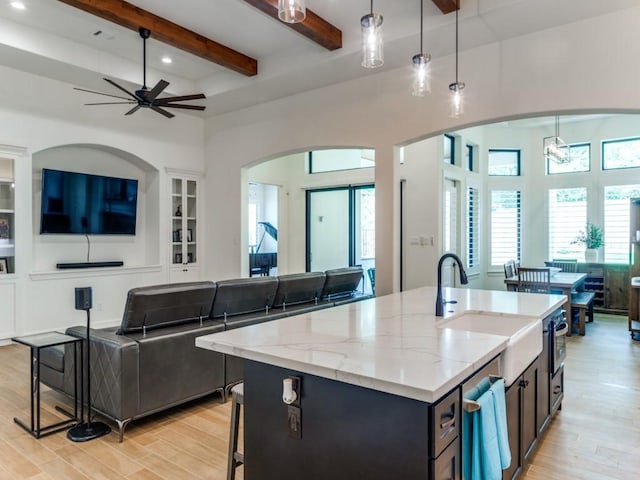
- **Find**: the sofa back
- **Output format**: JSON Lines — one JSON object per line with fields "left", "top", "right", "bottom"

{"left": 321, "top": 267, "right": 363, "bottom": 299}
{"left": 118, "top": 282, "right": 217, "bottom": 335}
{"left": 272, "top": 272, "right": 326, "bottom": 309}
{"left": 211, "top": 276, "right": 278, "bottom": 319}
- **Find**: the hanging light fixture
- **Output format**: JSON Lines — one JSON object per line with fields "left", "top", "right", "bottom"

{"left": 544, "top": 116, "right": 571, "bottom": 164}
{"left": 412, "top": 0, "right": 431, "bottom": 96}
{"left": 361, "top": 0, "right": 384, "bottom": 68}
{"left": 449, "top": 0, "right": 465, "bottom": 117}
{"left": 278, "top": 0, "right": 306, "bottom": 24}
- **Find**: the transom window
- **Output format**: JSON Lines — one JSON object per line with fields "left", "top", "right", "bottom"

{"left": 602, "top": 137, "right": 640, "bottom": 170}
{"left": 466, "top": 144, "right": 474, "bottom": 172}
{"left": 444, "top": 134, "right": 455, "bottom": 165}
{"left": 488, "top": 149, "right": 520, "bottom": 176}
{"left": 308, "top": 149, "right": 375, "bottom": 174}
{"left": 547, "top": 143, "right": 590, "bottom": 174}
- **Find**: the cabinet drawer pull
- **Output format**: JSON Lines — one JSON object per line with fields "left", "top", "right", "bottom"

{"left": 519, "top": 379, "right": 529, "bottom": 388}
{"left": 553, "top": 385, "right": 562, "bottom": 394}
{"left": 440, "top": 416, "right": 455, "bottom": 430}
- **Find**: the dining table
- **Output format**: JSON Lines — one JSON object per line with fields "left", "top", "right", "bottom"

{"left": 504, "top": 271, "right": 587, "bottom": 336}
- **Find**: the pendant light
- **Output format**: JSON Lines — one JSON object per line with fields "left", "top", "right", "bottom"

{"left": 361, "top": 0, "right": 384, "bottom": 68}
{"left": 278, "top": 0, "right": 306, "bottom": 24}
{"left": 544, "top": 116, "right": 571, "bottom": 164}
{"left": 449, "top": 1, "right": 465, "bottom": 117}
{"left": 412, "top": 0, "right": 431, "bottom": 96}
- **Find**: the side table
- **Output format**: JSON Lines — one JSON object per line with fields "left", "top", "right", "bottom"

{"left": 12, "top": 332, "right": 83, "bottom": 438}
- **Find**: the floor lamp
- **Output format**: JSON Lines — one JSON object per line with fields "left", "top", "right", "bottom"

{"left": 68, "top": 287, "right": 111, "bottom": 442}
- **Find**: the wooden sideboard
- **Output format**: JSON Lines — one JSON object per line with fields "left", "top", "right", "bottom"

{"left": 577, "top": 263, "right": 629, "bottom": 315}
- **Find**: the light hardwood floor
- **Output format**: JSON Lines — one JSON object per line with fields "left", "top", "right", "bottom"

{"left": 0, "top": 314, "right": 638, "bottom": 479}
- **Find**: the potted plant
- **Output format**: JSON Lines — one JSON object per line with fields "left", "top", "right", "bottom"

{"left": 574, "top": 223, "right": 604, "bottom": 262}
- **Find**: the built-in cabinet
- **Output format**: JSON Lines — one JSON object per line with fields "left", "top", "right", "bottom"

{"left": 168, "top": 169, "right": 201, "bottom": 282}
{"left": 0, "top": 171, "right": 14, "bottom": 274}
{"left": 503, "top": 312, "right": 564, "bottom": 480}
{"left": 629, "top": 198, "right": 640, "bottom": 338}
{"left": 0, "top": 147, "right": 26, "bottom": 342}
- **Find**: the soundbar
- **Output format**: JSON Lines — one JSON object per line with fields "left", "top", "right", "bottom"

{"left": 56, "top": 261, "right": 124, "bottom": 270}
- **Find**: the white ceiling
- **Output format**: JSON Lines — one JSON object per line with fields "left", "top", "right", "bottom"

{"left": 0, "top": 0, "right": 638, "bottom": 117}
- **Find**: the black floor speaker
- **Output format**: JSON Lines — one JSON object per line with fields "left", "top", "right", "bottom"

{"left": 75, "top": 287, "right": 92, "bottom": 310}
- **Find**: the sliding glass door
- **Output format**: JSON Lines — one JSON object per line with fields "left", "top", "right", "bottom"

{"left": 306, "top": 185, "right": 375, "bottom": 294}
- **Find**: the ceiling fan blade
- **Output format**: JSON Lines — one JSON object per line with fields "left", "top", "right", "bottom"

{"left": 125, "top": 105, "right": 142, "bottom": 116}
{"left": 151, "top": 105, "right": 175, "bottom": 118}
{"left": 74, "top": 87, "right": 132, "bottom": 101}
{"left": 84, "top": 102, "right": 137, "bottom": 106}
{"left": 146, "top": 80, "right": 170, "bottom": 102}
{"left": 104, "top": 78, "right": 141, "bottom": 101}
{"left": 161, "top": 103, "right": 206, "bottom": 111}
{"left": 156, "top": 93, "right": 206, "bottom": 103}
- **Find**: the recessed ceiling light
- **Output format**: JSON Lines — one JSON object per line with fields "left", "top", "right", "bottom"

{"left": 161, "top": 56, "right": 172, "bottom": 64}
{"left": 11, "top": 1, "right": 26, "bottom": 10}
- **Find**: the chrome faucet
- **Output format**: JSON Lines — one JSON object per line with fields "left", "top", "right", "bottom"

{"left": 435, "top": 253, "right": 469, "bottom": 316}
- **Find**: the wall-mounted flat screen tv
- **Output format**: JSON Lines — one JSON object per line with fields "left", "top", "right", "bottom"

{"left": 40, "top": 168, "right": 138, "bottom": 235}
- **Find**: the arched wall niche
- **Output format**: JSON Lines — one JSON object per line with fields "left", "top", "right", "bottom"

{"left": 31, "top": 143, "right": 160, "bottom": 272}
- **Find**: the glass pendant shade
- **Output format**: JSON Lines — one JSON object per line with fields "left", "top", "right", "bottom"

{"left": 412, "top": 54, "right": 431, "bottom": 96}
{"left": 544, "top": 137, "right": 570, "bottom": 164}
{"left": 544, "top": 116, "right": 571, "bottom": 164}
{"left": 361, "top": 13, "right": 384, "bottom": 68}
{"left": 278, "top": 0, "right": 306, "bottom": 23}
{"left": 449, "top": 82, "right": 465, "bottom": 117}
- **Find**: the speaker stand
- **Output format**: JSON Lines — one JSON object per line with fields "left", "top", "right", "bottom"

{"left": 68, "top": 308, "right": 111, "bottom": 442}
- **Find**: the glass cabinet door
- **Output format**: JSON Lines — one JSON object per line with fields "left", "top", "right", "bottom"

{"left": 171, "top": 176, "right": 198, "bottom": 267}
{"left": 0, "top": 158, "right": 14, "bottom": 274}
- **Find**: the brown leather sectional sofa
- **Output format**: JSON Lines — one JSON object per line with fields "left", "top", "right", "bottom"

{"left": 39, "top": 267, "right": 368, "bottom": 441}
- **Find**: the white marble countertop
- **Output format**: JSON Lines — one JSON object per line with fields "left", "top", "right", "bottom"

{"left": 196, "top": 287, "right": 566, "bottom": 403}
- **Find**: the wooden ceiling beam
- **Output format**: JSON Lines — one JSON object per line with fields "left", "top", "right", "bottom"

{"left": 242, "top": 0, "right": 342, "bottom": 51}
{"left": 57, "top": 0, "right": 258, "bottom": 76}
{"left": 432, "top": 0, "right": 459, "bottom": 15}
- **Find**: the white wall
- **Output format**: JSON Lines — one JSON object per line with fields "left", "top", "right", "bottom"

{"left": 204, "top": 6, "right": 640, "bottom": 295}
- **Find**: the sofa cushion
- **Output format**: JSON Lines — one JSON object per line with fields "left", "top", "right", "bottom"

{"left": 321, "top": 267, "right": 364, "bottom": 299}
{"left": 40, "top": 345, "right": 65, "bottom": 373}
{"left": 272, "top": 272, "right": 326, "bottom": 309}
{"left": 118, "top": 281, "right": 217, "bottom": 335}
{"left": 211, "top": 277, "right": 278, "bottom": 319}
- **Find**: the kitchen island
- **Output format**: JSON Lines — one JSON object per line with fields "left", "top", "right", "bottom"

{"left": 196, "top": 287, "right": 566, "bottom": 480}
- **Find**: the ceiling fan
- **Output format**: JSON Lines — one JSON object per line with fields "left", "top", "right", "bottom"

{"left": 74, "top": 28, "right": 206, "bottom": 118}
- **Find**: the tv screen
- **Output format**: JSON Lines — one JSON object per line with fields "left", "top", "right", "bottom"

{"left": 40, "top": 168, "right": 138, "bottom": 235}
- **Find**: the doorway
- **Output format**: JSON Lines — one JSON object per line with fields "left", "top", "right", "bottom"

{"left": 306, "top": 185, "right": 375, "bottom": 294}
{"left": 248, "top": 182, "right": 278, "bottom": 276}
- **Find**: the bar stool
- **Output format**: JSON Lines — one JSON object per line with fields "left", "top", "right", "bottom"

{"left": 227, "top": 383, "right": 244, "bottom": 480}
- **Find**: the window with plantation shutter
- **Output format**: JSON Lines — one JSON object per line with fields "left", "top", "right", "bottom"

{"left": 491, "top": 190, "right": 521, "bottom": 266}
{"left": 467, "top": 187, "right": 479, "bottom": 269}
{"left": 604, "top": 185, "right": 640, "bottom": 263}
{"left": 444, "top": 179, "right": 458, "bottom": 253}
{"left": 548, "top": 188, "right": 587, "bottom": 261}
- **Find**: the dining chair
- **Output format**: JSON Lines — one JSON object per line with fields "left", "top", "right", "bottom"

{"left": 517, "top": 267, "right": 551, "bottom": 294}
{"left": 503, "top": 260, "right": 517, "bottom": 279}
{"left": 545, "top": 259, "right": 578, "bottom": 273}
